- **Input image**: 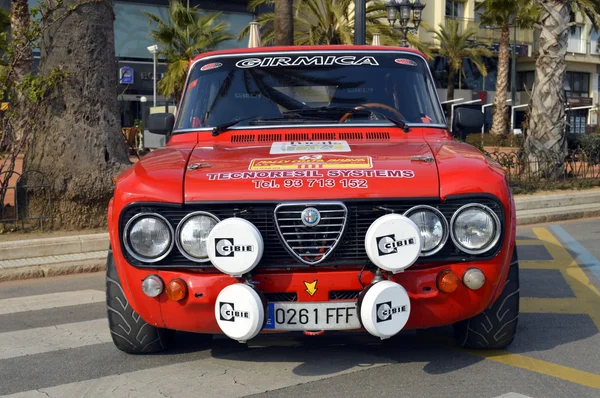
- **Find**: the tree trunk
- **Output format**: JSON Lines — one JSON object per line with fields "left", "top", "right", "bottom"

{"left": 524, "top": 1, "right": 570, "bottom": 177}
{"left": 447, "top": 68, "right": 456, "bottom": 102}
{"left": 490, "top": 24, "right": 510, "bottom": 136}
{"left": 274, "top": 0, "right": 294, "bottom": 45}
{"left": 10, "top": 0, "right": 32, "bottom": 144}
{"left": 24, "top": 0, "right": 131, "bottom": 230}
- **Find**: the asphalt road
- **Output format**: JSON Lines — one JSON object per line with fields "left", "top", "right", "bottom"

{"left": 1, "top": 219, "right": 599, "bottom": 398}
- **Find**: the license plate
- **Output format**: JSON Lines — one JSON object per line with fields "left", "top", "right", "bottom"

{"left": 264, "top": 302, "right": 361, "bottom": 331}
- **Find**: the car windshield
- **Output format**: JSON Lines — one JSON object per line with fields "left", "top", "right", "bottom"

{"left": 174, "top": 51, "right": 446, "bottom": 131}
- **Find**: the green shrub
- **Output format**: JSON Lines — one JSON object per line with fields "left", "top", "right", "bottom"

{"left": 568, "top": 133, "right": 600, "bottom": 154}
{"left": 465, "top": 133, "right": 523, "bottom": 151}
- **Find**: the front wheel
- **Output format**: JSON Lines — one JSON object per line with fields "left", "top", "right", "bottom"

{"left": 105, "top": 249, "right": 175, "bottom": 354}
{"left": 453, "top": 247, "right": 520, "bottom": 349}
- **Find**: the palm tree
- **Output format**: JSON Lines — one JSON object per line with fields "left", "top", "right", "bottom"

{"left": 144, "top": 0, "right": 233, "bottom": 101}
{"left": 274, "top": 0, "right": 293, "bottom": 45}
{"left": 428, "top": 19, "right": 493, "bottom": 101}
{"left": 476, "top": 0, "right": 539, "bottom": 137}
{"left": 7, "top": 0, "right": 32, "bottom": 144}
{"left": 0, "top": 9, "right": 9, "bottom": 60}
{"left": 524, "top": 0, "right": 600, "bottom": 177}
{"left": 239, "top": 0, "right": 428, "bottom": 53}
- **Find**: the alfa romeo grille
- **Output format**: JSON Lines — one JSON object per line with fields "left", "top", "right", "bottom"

{"left": 274, "top": 202, "right": 348, "bottom": 265}
{"left": 119, "top": 196, "right": 504, "bottom": 269}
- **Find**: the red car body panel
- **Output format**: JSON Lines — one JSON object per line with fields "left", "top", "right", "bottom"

{"left": 184, "top": 130, "right": 439, "bottom": 202}
{"left": 107, "top": 45, "right": 517, "bottom": 336}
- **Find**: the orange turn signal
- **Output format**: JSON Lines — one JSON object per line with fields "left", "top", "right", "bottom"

{"left": 165, "top": 278, "right": 188, "bottom": 301}
{"left": 437, "top": 270, "right": 459, "bottom": 293}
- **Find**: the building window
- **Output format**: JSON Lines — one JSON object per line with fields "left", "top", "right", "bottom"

{"left": 568, "top": 25, "right": 585, "bottom": 53}
{"left": 474, "top": 3, "right": 485, "bottom": 23}
{"left": 516, "top": 71, "right": 535, "bottom": 92}
{"left": 113, "top": 2, "right": 253, "bottom": 59}
{"left": 445, "top": 0, "right": 464, "bottom": 18}
{"left": 564, "top": 71, "right": 589, "bottom": 97}
{"left": 428, "top": 55, "right": 498, "bottom": 91}
{"left": 568, "top": 109, "right": 588, "bottom": 134}
{"left": 591, "top": 29, "right": 600, "bottom": 54}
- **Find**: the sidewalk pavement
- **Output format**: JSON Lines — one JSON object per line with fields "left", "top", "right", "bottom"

{"left": 2, "top": 189, "right": 600, "bottom": 282}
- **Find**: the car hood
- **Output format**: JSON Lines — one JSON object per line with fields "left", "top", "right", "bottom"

{"left": 183, "top": 140, "right": 439, "bottom": 202}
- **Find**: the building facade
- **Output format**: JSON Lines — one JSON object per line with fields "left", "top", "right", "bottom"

{"left": 418, "top": 0, "right": 600, "bottom": 134}
{"left": 1, "top": 0, "right": 256, "bottom": 128}
{"left": 113, "top": 0, "right": 255, "bottom": 127}
{"left": 4, "top": 0, "right": 599, "bottom": 134}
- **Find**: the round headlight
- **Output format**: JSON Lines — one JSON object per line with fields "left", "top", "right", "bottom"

{"left": 124, "top": 213, "right": 173, "bottom": 262}
{"left": 176, "top": 212, "right": 219, "bottom": 262}
{"left": 404, "top": 206, "right": 448, "bottom": 256}
{"left": 451, "top": 204, "right": 501, "bottom": 255}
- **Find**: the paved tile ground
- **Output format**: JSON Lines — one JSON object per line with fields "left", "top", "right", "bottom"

{"left": 0, "top": 220, "right": 598, "bottom": 398}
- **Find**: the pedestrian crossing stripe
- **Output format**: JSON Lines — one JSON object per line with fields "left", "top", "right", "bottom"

{"left": 0, "top": 319, "right": 111, "bottom": 360}
{"left": 0, "top": 290, "right": 104, "bottom": 316}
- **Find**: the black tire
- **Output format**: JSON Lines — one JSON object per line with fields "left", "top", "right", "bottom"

{"left": 106, "top": 249, "right": 175, "bottom": 354}
{"left": 453, "top": 247, "right": 520, "bottom": 349}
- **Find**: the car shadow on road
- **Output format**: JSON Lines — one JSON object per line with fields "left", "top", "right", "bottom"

{"left": 161, "top": 232, "right": 599, "bottom": 378}
{"left": 192, "top": 329, "right": 484, "bottom": 377}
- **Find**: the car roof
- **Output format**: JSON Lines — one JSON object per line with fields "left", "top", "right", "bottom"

{"left": 190, "top": 45, "right": 427, "bottom": 63}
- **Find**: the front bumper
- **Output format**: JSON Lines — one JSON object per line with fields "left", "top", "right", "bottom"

{"left": 121, "top": 258, "right": 510, "bottom": 334}
{"left": 108, "top": 192, "right": 516, "bottom": 337}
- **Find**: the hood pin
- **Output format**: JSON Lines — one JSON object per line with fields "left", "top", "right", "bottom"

{"left": 411, "top": 156, "right": 434, "bottom": 163}
{"left": 188, "top": 163, "right": 211, "bottom": 170}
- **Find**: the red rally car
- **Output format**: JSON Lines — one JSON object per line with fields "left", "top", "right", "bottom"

{"left": 106, "top": 45, "right": 519, "bottom": 354}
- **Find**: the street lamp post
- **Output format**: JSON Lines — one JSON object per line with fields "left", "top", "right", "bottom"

{"left": 386, "top": 0, "right": 426, "bottom": 47}
{"left": 147, "top": 45, "right": 158, "bottom": 107}
{"left": 510, "top": 24, "right": 517, "bottom": 132}
{"left": 354, "top": 0, "right": 366, "bottom": 45}
{"left": 140, "top": 96, "right": 147, "bottom": 151}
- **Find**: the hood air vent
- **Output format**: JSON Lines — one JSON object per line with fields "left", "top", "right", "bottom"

{"left": 229, "top": 131, "right": 390, "bottom": 143}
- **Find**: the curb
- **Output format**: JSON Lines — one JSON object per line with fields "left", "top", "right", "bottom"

{"left": 0, "top": 233, "right": 109, "bottom": 261}
{"left": 0, "top": 258, "right": 106, "bottom": 283}
{"left": 514, "top": 190, "right": 600, "bottom": 211}
{"left": 516, "top": 203, "right": 600, "bottom": 225}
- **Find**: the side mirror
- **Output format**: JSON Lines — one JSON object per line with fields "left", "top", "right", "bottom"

{"left": 148, "top": 113, "right": 175, "bottom": 135}
{"left": 451, "top": 107, "right": 484, "bottom": 140}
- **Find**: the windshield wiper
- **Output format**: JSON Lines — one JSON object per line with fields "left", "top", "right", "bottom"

{"left": 375, "top": 113, "right": 410, "bottom": 133}
{"left": 284, "top": 106, "right": 411, "bottom": 132}
{"left": 212, "top": 116, "right": 262, "bottom": 136}
{"left": 211, "top": 114, "right": 335, "bottom": 136}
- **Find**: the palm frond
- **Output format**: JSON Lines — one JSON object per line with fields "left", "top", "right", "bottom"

{"left": 144, "top": 0, "right": 232, "bottom": 100}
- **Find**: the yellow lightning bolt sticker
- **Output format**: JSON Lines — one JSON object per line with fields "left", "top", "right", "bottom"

{"left": 304, "top": 280, "right": 318, "bottom": 296}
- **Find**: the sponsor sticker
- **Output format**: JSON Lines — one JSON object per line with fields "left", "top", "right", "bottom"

{"left": 214, "top": 238, "right": 254, "bottom": 257}
{"left": 395, "top": 58, "right": 417, "bottom": 66}
{"left": 376, "top": 301, "right": 407, "bottom": 323}
{"left": 270, "top": 141, "right": 351, "bottom": 154}
{"left": 376, "top": 234, "right": 417, "bottom": 256}
{"left": 219, "top": 302, "right": 250, "bottom": 322}
{"left": 236, "top": 56, "right": 379, "bottom": 69}
{"left": 248, "top": 154, "right": 372, "bottom": 171}
{"left": 200, "top": 62, "right": 223, "bottom": 71}
{"left": 206, "top": 169, "right": 415, "bottom": 181}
